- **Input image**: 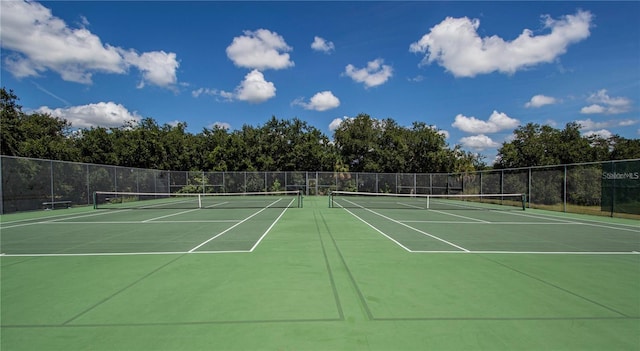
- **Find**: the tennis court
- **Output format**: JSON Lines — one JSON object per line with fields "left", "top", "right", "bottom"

{"left": 1, "top": 193, "right": 639, "bottom": 350}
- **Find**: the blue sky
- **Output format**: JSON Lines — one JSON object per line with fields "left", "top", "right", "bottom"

{"left": 1, "top": 1, "right": 639, "bottom": 163}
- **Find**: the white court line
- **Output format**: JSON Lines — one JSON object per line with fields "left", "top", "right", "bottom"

{"left": 3, "top": 249, "right": 637, "bottom": 258}
{"left": 516, "top": 210, "right": 640, "bottom": 229}
{"left": 249, "top": 198, "right": 295, "bottom": 252}
{"left": 1, "top": 251, "right": 188, "bottom": 257}
{"left": 0, "top": 210, "right": 106, "bottom": 225}
{"left": 188, "top": 198, "right": 284, "bottom": 253}
{"left": 500, "top": 210, "right": 640, "bottom": 232}
{"left": 339, "top": 199, "right": 469, "bottom": 252}
{"left": 340, "top": 207, "right": 413, "bottom": 252}
{"left": 398, "top": 202, "right": 423, "bottom": 209}
{"left": 429, "top": 209, "right": 490, "bottom": 223}
{"left": 39, "top": 220, "right": 240, "bottom": 224}
{"left": 143, "top": 208, "right": 201, "bottom": 222}
{"left": 137, "top": 200, "right": 232, "bottom": 222}
{"left": 0, "top": 210, "right": 130, "bottom": 229}
{"left": 400, "top": 221, "right": 585, "bottom": 225}
{"left": 409, "top": 250, "right": 640, "bottom": 255}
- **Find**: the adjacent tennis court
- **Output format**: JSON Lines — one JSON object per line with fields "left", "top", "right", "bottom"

{"left": 1, "top": 193, "right": 638, "bottom": 350}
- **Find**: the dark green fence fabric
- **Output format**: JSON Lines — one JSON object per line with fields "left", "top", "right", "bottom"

{"left": 2, "top": 155, "right": 639, "bottom": 217}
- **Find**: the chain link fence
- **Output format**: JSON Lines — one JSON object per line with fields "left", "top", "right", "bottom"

{"left": 2, "top": 155, "right": 638, "bottom": 218}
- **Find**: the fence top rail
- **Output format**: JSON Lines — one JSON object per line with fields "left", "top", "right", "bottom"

{"left": 2, "top": 155, "right": 639, "bottom": 176}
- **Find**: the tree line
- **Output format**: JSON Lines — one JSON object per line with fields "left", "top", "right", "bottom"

{"left": 2, "top": 87, "right": 639, "bottom": 173}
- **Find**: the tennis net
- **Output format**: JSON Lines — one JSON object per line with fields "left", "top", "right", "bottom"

{"left": 329, "top": 191, "right": 526, "bottom": 210}
{"left": 94, "top": 190, "right": 303, "bottom": 209}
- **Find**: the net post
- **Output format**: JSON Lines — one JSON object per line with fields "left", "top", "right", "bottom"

{"left": 198, "top": 194, "right": 202, "bottom": 209}
{"left": 521, "top": 194, "right": 526, "bottom": 210}
{"left": 328, "top": 191, "right": 333, "bottom": 208}
{"left": 93, "top": 191, "right": 97, "bottom": 209}
{"left": 298, "top": 190, "right": 303, "bottom": 208}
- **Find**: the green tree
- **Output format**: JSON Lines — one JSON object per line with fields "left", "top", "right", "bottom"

{"left": 0, "top": 88, "right": 23, "bottom": 156}
{"left": 74, "top": 126, "right": 119, "bottom": 165}
{"left": 496, "top": 123, "right": 563, "bottom": 168}
{"left": 610, "top": 136, "right": 640, "bottom": 160}
{"left": 405, "top": 122, "right": 450, "bottom": 173}
{"left": 496, "top": 122, "right": 639, "bottom": 168}
{"left": 198, "top": 125, "right": 231, "bottom": 171}
{"left": 333, "top": 113, "right": 386, "bottom": 172}
{"left": 17, "top": 111, "right": 76, "bottom": 160}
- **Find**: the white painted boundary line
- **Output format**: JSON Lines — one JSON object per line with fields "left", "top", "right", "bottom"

{"left": 400, "top": 221, "right": 586, "bottom": 225}
{"left": 136, "top": 201, "right": 231, "bottom": 222}
{"left": 429, "top": 209, "right": 490, "bottom": 223}
{"left": 1, "top": 251, "right": 188, "bottom": 257}
{"left": 3, "top": 249, "right": 637, "bottom": 258}
{"left": 341, "top": 207, "right": 413, "bottom": 252}
{"left": 0, "top": 210, "right": 110, "bottom": 225}
{"left": 0, "top": 210, "right": 130, "bottom": 229}
{"left": 188, "top": 198, "right": 283, "bottom": 253}
{"left": 339, "top": 199, "right": 469, "bottom": 252}
{"left": 38, "top": 220, "right": 241, "bottom": 224}
{"left": 518, "top": 210, "right": 640, "bottom": 228}
{"left": 409, "top": 250, "right": 640, "bottom": 255}
{"left": 249, "top": 198, "right": 295, "bottom": 252}
{"left": 143, "top": 208, "right": 201, "bottom": 222}
{"left": 500, "top": 210, "right": 640, "bottom": 232}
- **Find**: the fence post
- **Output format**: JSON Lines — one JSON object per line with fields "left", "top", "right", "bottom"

{"left": 563, "top": 165, "right": 567, "bottom": 212}
{"left": 528, "top": 167, "right": 531, "bottom": 209}
{"left": 86, "top": 164, "right": 90, "bottom": 206}
{"left": 50, "top": 159, "right": 55, "bottom": 204}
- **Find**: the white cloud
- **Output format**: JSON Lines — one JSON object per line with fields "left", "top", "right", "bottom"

{"left": 580, "top": 89, "right": 632, "bottom": 114}
{"left": 435, "top": 128, "right": 449, "bottom": 140}
{"left": 311, "top": 36, "right": 335, "bottom": 54}
{"left": 120, "top": 50, "right": 179, "bottom": 88}
{"left": 292, "top": 91, "right": 340, "bottom": 111}
{"left": 211, "top": 122, "right": 231, "bottom": 130}
{"left": 409, "top": 10, "right": 592, "bottom": 77}
{"left": 192, "top": 71, "right": 275, "bottom": 104}
{"left": 235, "top": 69, "right": 276, "bottom": 103}
{"left": 344, "top": 58, "right": 393, "bottom": 88}
{"left": 459, "top": 134, "right": 499, "bottom": 150}
{"left": 167, "top": 120, "right": 187, "bottom": 128}
{"left": 192, "top": 87, "right": 234, "bottom": 101}
{"left": 575, "top": 118, "right": 609, "bottom": 131}
{"left": 226, "top": 29, "right": 294, "bottom": 70}
{"left": 575, "top": 118, "right": 639, "bottom": 132}
{"left": 583, "top": 129, "right": 613, "bottom": 139}
{"left": 329, "top": 116, "right": 352, "bottom": 131}
{"left": 452, "top": 110, "right": 520, "bottom": 133}
{"left": 580, "top": 104, "right": 606, "bottom": 114}
{"left": 0, "top": 0, "right": 179, "bottom": 88}
{"left": 192, "top": 88, "right": 215, "bottom": 98}
{"left": 36, "top": 102, "right": 141, "bottom": 129}
{"left": 525, "top": 94, "right": 558, "bottom": 108}
{"left": 619, "top": 119, "right": 638, "bottom": 127}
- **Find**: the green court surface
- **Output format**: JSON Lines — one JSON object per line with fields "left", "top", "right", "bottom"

{"left": 1, "top": 196, "right": 639, "bottom": 350}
